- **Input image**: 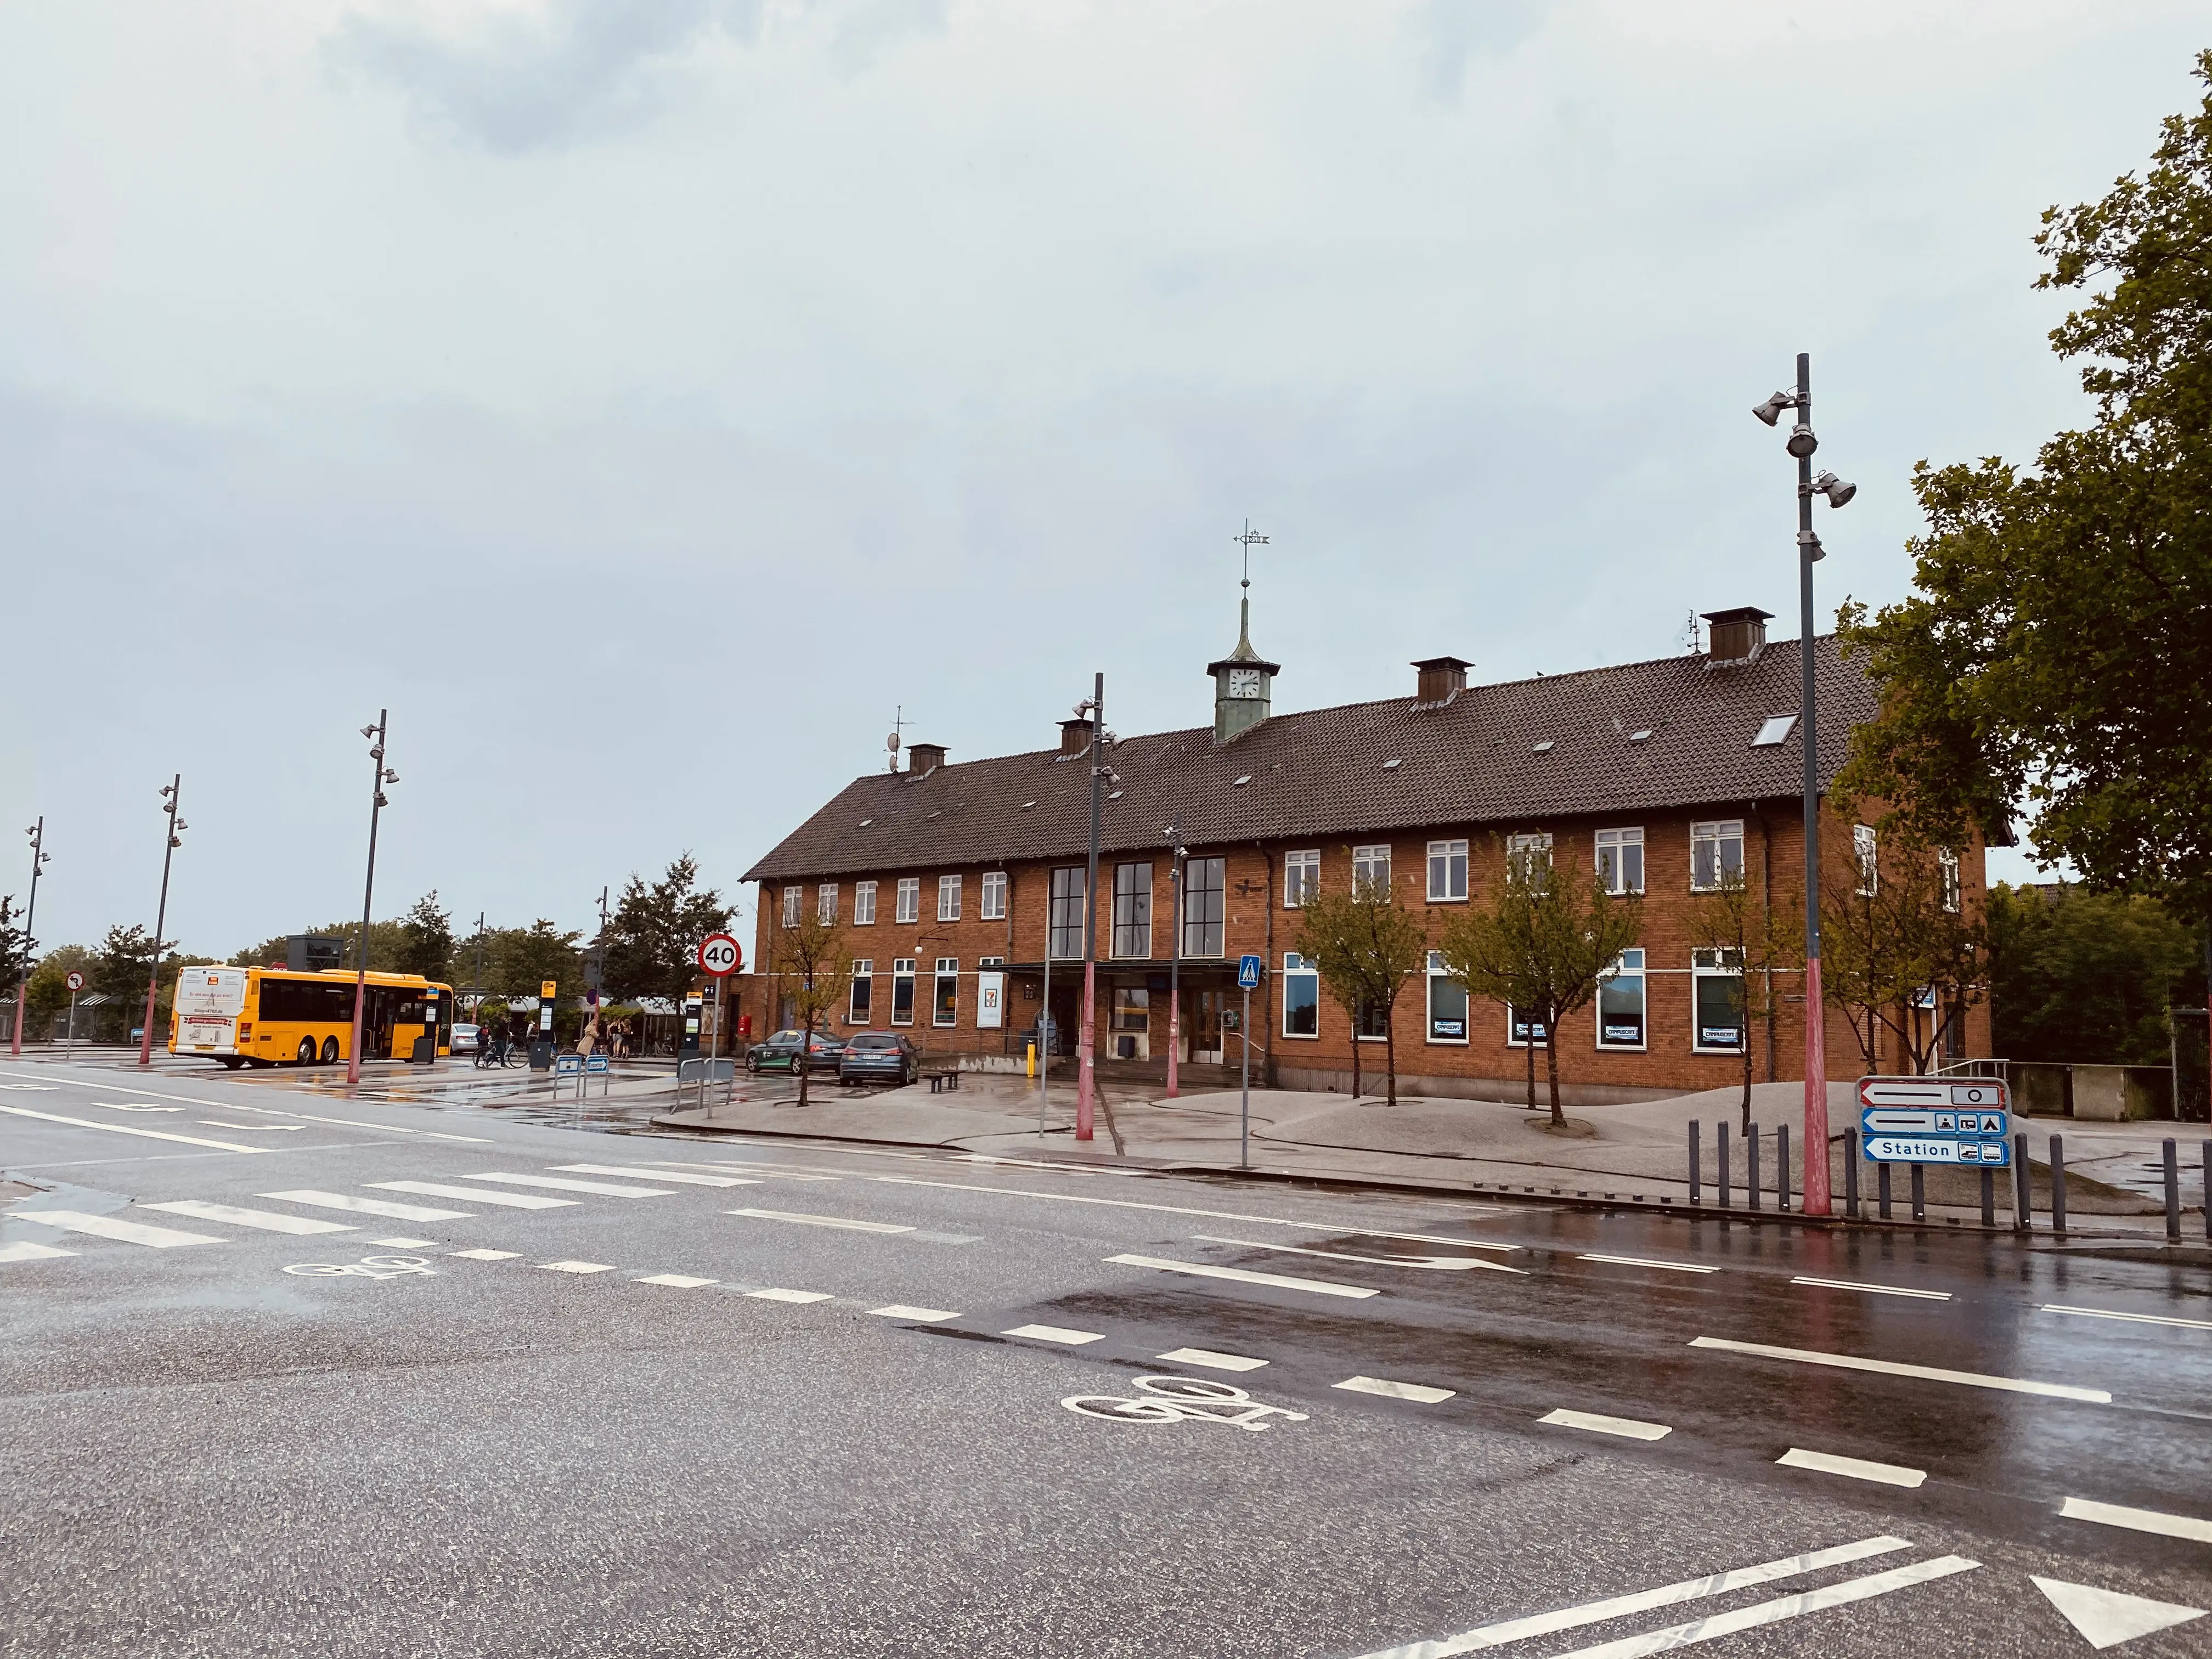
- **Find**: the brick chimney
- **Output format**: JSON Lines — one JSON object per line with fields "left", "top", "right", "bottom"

{"left": 1057, "top": 719, "right": 1093, "bottom": 758}
{"left": 1701, "top": 607, "right": 1773, "bottom": 664}
{"left": 907, "top": 741, "right": 946, "bottom": 775}
{"left": 1412, "top": 656, "right": 1471, "bottom": 701}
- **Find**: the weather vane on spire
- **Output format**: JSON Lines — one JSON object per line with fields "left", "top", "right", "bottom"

{"left": 1233, "top": 518, "right": 1268, "bottom": 590}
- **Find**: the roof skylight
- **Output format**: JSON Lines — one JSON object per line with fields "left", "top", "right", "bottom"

{"left": 1751, "top": 714, "right": 1799, "bottom": 747}
{"left": 1231, "top": 775, "right": 1251, "bottom": 787}
{"left": 859, "top": 818, "right": 872, "bottom": 827}
{"left": 1532, "top": 741, "right": 1554, "bottom": 754}
{"left": 1630, "top": 729, "right": 1653, "bottom": 743}
{"left": 1383, "top": 758, "right": 1402, "bottom": 770}
{"left": 1107, "top": 789, "right": 1122, "bottom": 800}
{"left": 1020, "top": 800, "right": 1035, "bottom": 810}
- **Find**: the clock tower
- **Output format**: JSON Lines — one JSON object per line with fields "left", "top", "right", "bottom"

{"left": 1206, "top": 591, "right": 1280, "bottom": 745}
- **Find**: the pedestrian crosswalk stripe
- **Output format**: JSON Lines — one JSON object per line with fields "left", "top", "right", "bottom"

{"left": 727, "top": 1207, "right": 913, "bottom": 1233}
{"left": 1105, "top": 1252, "right": 1380, "bottom": 1299}
{"left": 0, "top": 1239, "right": 76, "bottom": 1262}
{"left": 554, "top": 1164, "right": 763, "bottom": 1188}
{"left": 1776, "top": 1447, "right": 1926, "bottom": 1488}
{"left": 449, "top": 1249, "right": 520, "bottom": 1261}
{"left": 263, "top": 1189, "right": 472, "bottom": 1222}
{"left": 2058, "top": 1496, "right": 2212, "bottom": 1544}
{"left": 14, "top": 1209, "right": 225, "bottom": 1249}
{"left": 746, "top": 1288, "right": 834, "bottom": 1304}
{"left": 370, "top": 1181, "right": 575, "bottom": 1210}
{"left": 1003, "top": 1323, "right": 1104, "bottom": 1345}
{"left": 1539, "top": 1408, "right": 1671, "bottom": 1441}
{"left": 368, "top": 1236, "right": 438, "bottom": 1248}
{"left": 458, "top": 1172, "right": 675, "bottom": 1198}
{"left": 140, "top": 1199, "right": 357, "bottom": 1236}
{"left": 537, "top": 1260, "right": 614, "bottom": 1274}
{"left": 869, "top": 1304, "right": 957, "bottom": 1322}
{"left": 637, "top": 1274, "right": 718, "bottom": 1288}
{"left": 1335, "top": 1375, "right": 1455, "bottom": 1404}
{"left": 1156, "top": 1347, "right": 1268, "bottom": 1373}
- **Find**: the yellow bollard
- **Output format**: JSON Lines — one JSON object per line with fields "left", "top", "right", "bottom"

{"left": 1025, "top": 1041, "right": 1036, "bottom": 1079}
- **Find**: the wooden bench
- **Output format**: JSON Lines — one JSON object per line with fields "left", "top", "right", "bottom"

{"left": 926, "top": 1069, "right": 962, "bottom": 1094}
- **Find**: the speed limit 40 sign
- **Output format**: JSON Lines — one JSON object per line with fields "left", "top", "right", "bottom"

{"left": 697, "top": 933, "right": 743, "bottom": 977}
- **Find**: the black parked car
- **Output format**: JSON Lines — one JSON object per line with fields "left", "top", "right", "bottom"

{"left": 838, "top": 1032, "right": 921, "bottom": 1086}
{"left": 746, "top": 1029, "right": 845, "bottom": 1075}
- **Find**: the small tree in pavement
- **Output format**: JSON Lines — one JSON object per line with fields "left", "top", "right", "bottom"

{"left": 1291, "top": 872, "right": 1427, "bottom": 1104}
{"left": 774, "top": 907, "right": 851, "bottom": 1108}
{"left": 1686, "top": 870, "right": 1801, "bottom": 1133}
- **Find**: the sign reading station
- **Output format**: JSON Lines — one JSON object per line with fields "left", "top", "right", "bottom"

{"left": 1858, "top": 1076, "right": 2012, "bottom": 1167}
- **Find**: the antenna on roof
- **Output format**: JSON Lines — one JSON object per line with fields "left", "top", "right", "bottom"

{"left": 1679, "top": 610, "right": 1702, "bottom": 654}
{"left": 887, "top": 704, "right": 911, "bottom": 772}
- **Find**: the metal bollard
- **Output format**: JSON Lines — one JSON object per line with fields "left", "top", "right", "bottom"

{"left": 2164, "top": 1139, "right": 2181, "bottom": 1242}
{"left": 2050, "top": 1135, "right": 2067, "bottom": 1233}
{"left": 2204, "top": 1141, "right": 2210, "bottom": 1242}
{"left": 2013, "top": 1132, "right": 2032, "bottom": 1232}
{"left": 1718, "top": 1123, "right": 1732, "bottom": 1209}
{"left": 1689, "top": 1120, "right": 1701, "bottom": 1206}
{"left": 1878, "top": 1160, "right": 1893, "bottom": 1221}
{"left": 1911, "top": 1163, "right": 1927, "bottom": 1224}
{"left": 1748, "top": 1125, "right": 1763, "bottom": 1212}
{"left": 1844, "top": 1129, "right": 1860, "bottom": 1217}
{"left": 1980, "top": 1167, "right": 1995, "bottom": 1229}
{"left": 1777, "top": 1124, "right": 1791, "bottom": 1214}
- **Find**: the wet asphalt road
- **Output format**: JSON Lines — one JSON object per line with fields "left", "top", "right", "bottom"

{"left": 4, "top": 1055, "right": 2211, "bottom": 1658}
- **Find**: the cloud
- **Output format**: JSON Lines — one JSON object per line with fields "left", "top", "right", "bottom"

{"left": 329, "top": 0, "right": 763, "bottom": 153}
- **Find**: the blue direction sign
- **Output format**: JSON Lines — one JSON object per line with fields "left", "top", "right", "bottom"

{"left": 584, "top": 1054, "right": 610, "bottom": 1075}
{"left": 1237, "top": 953, "right": 1263, "bottom": 990}
{"left": 554, "top": 1053, "right": 584, "bottom": 1076}
{"left": 1858, "top": 1076, "right": 2011, "bottom": 1166}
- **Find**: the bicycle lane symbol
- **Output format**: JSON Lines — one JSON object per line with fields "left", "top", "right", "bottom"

{"left": 282, "top": 1255, "right": 439, "bottom": 1280}
{"left": 1062, "top": 1375, "right": 1310, "bottom": 1432}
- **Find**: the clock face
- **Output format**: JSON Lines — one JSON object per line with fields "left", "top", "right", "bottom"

{"left": 1226, "top": 667, "right": 1263, "bottom": 701}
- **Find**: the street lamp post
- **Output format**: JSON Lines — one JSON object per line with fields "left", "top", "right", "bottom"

{"left": 1074, "top": 673, "right": 1108, "bottom": 1143}
{"left": 346, "top": 712, "right": 398, "bottom": 1087}
{"left": 136, "top": 779, "right": 185, "bottom": 1067}
{"left": 12, "top": 817, "right": 50, "bottom": 1058}
{"left": 1753, "top": 353, "right": 1857, "bottom": 1216}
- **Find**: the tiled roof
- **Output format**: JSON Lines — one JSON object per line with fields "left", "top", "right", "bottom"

{"left": 743, "top": 637, "right": 1876, "bottom": 882}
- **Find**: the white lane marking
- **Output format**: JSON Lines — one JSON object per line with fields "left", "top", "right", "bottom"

{"left": 0, "top": 1239, "right": 76, "bottom": 1262}
{"left": 2031, "top": 1575, "right": 2206, "bottom": 1649}
{"left": 868, "top": 1304, "right": 957, "bottom": 1321}
{"left": 874, "top": 1175, "right": 1502, "bottom": 1241}
{"left": 1336, "top": 1228, "right": 1524, "bottom": 1254}
{"left": 1546, "top": 1555, "right": 1979, "bottom": 1659}
{"left": 1579, "top": 1253, "right": 1718, "bottom": 1275}
{"left": 1003, "top": 1323, "right": 1104, "bottom": 1345}
{"left": 747, "top": 1288, "right": 834, "bottom": 1304}
{"left": 13, "top": 1209, "right": 225, "bottom": 1248}
{"left": 1107, "top": 1252, "right": 1380, "bottom": 1299}
{"left": 1539, "top": 1408, "right": 1671, "bottom": 1441}
{"left": 661, "top": 1161, "right": 840, "bottom": 1182}
{"left": 0, "top": 1082, "right": 59, "bottom": 1088}
{"left": 1689, "top": 1336, "right": 2112, "bottom": 1403}
{"left": 449, "top": 1248, "right": 520, "bottom": 1261}
{"left": 637, "top": 1274, "right": 718, "bottom": 1288}
{"left": 140, "top": 1200, "right": 357, "bottom": 1235}
{"left": 1336, "top": 1375, "right": 1455, "bottom": 1404}
{"left": 0, "top": 1104, "right": 267, "bottom": 1154}
{"left": 91, "top": 1102, "right": 183, "bottom": 1112}
{"left": 1776, "top": 1447, "right": 1927, "bottom": 1488}
{"left": 2044, "top": 1303, "right": 2212, "bottom": 1332}
{"left": 1791, "top": 1274, "right": 1951, "bottom": 1301}
{"left": 537, "top": 1260, "right": 614, "bottom": 1274}
{"left": 1190, "top": 1234, "right": 1526, "bottom": 1274}
{"left": 368, "top": 1235, "right": 438, "bottom": 1248}
{"left": 2059, "top": 1497, "right": 2212, "bottom": 1544}
{"left": 421, "top": 1132, "right": 494, "bottom": 1143}
{"left": 726, "top": 1207, "right": 913, "bottom": 1234}
{"left": 0, "top": 1072, "right": 494, "bottom": 1143}
{"left": 1157, "top": 1347, "right": 1268, "bottom": 1372}
{"left": 1348, "top": 1536, "right": 1913, "bottom": 1659}
{"left": 456, "top": 1172, "right": 675, "bottom": 1198}
{"left": 554, "top": 1164, "right": 762, "bottom": 1188}
{"left": 262, "top": 1189, "right": 472, "bottom": 1221}
{"left": 196, "top": 1121, "right": 304, "bottom": 1131}
{"left": 370, "top": 1181, "right": 575, "bottom": 1210}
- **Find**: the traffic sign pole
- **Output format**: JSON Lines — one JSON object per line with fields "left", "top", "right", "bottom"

{"left": 1237, "top": 954, "right": 1262, "bottom": 1170}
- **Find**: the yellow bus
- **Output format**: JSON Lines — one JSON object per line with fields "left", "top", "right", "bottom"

{"left": 169, "top": 966, "right": 454, "bottom": 1068}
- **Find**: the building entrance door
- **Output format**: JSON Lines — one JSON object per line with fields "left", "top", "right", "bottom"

{"left": 1188, "top": 990, "right": 1226, "bottom": 1065}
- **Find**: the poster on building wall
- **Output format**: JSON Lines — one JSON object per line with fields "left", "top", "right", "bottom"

{"left": 977, "top": 972, "right": 1004, "bottom": 1029}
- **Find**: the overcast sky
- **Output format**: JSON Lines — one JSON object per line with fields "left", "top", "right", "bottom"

{"left": 3, "top": 1, "right": 2202, "bottom": 959}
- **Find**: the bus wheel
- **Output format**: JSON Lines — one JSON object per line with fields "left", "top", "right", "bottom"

{"left": 320, "top": 1036, "right": 340, "bottom": 1065}
{"left": 296, "top": 1037, "right": 315, "bottom": 1065}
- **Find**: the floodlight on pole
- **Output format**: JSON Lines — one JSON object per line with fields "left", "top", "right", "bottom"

{"left": 346, "top": 711, "right": 392, "bottom": 1087}
{"left": 136, "top": 776, "right": 184, "bottom": 1066}
{"left": 12, "top": 817, "right": 50, "bottom": 1058}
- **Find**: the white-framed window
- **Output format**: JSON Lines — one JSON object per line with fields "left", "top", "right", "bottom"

{"left": 1049, "top": 867, "right": 1087, "bottom": 960}
{"left": 1425, "top": 950, "right": 1468, "bottom": 1043}
{"left": 895, "top": 877, "right": 921, "bottom": 924}
{"left": 853, "top": 881, "right": 877, "bottom": 926}
{"left": 1692, "top": 947, "right": 1746, "bottom": 1052}
{"left": 1352, "top": 844, "right": 1391, "bottom": 896}
{"left": 1939, "top": 848, "right": 1961, "bottom": 913}
{"left": 1284, "top": 849, "right": 1321, "bottom": 908}
{"left": 890, "top": 958, "right": 916, "bottom": 1025}
{"left": 979, "top": 955, "right": 1005, "bottom": 967}
{"left": 1427, "top": 839, "right": 1468, "bottom": 902}
{"left": 1112, "top": 863, "right": 1153, "bottom": 958}
{"left": 1596, "top": 949, "right": 1645, "bottom": 1049}
{"left": 1855, "top": 825, "right": 1878, "bottom": 896}
{"left": 1282, "top": 952, "right": 1319, "bottom": 1037}
{"left": 1182, "top": 857, "right": 1224, "bottom": 956}
{"left": 817, "top": 882, "right": 838, "bottom": 925}
{"left": 1691, "top": 821, "right": 1746, "bottom": 891}
{"left": 848, "top": 960, "right": 873, "bottom": 1024}
{"left": 933, "top": 957, "right": 959, "bottom": 1026}
{"left": 781, "top": 886, "right": 803, "bottom": 927}
{"left": 1508, "top": 832, "right": 1553, "bottom": 889}
{"left": 981, "top": 871, "right": 1008, "bottom": 921}
{"left": 1507, "top": 1004, "right": 1548, "bottom": 1047}
{"left": 1596, "top": 827, "right": 1644, "bottom": 896}
{"left": 938, "top": 873, "right": 962, "bottom": 922}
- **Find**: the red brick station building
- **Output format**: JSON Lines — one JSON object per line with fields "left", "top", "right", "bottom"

{"left": 743, "top": 600, "right": 1991, "bottom": 1103}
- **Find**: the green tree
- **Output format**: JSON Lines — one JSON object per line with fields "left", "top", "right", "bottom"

{"left": 1836, "top": 54, "right": 2212, "bottom": 954}
{"left": 600, "top": 854, "right": 736, "bottom": 1002}
{"left": 769, "top": 907, "right": 850, "bottom": 1108}
{"left": 1819, "top": 834, "right": 1987, "bottom": 1076}
{"left": 91, "top": 925, "right": 160, "bottom": 1003}
{"left": 483, "top": 921, "right": 584, "bottom": 1000}
{"left": 1686, "top": 871, "right": 1803, "bottom": 1132}
{"left": 1435, "top": 840, "right": 1641, "bottom": 1126}
{"left": 0, "top": 896, "right": 31, "bottom": 998}
{"left": 1291, "top": 872, "right": 1428, "bottom": 1104}
{"left": 1987, "top": 883, "right": 2202, "bottom": 1063}
{"left": 393, "top": 891, "right": 455, "bottom": 983}
{"left": 24, "top": 945, "right": 91, "bottom": 1038}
